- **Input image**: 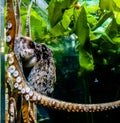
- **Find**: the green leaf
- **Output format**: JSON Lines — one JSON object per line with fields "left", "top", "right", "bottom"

{"left": 112, "top": 37, "right": 120, "bottom": 43}
{"left": 30, "top": 12, "right": 47, "bottom": 40}
{"left": 113, "top": 0, "right": 120, "bottom": 8}
{"left": 99, "top": 0, "right": 120, "bottom": 25}
{"left": 74, "top": 6, "right": 94, "bottom": 71}
{"left": 47, "top": 0, "right": 76, "bottom": 27}
{"left": 61, "top": 8, "right": 74, "bottom": 30}
{"left": 87, "top": 15, "right": 98, "bottom": 27}
{"left": 74, "top": 6, "right": 89, "bottom": 47}
{"left": 99, "top": 0, "right": 113, "bottom": 11}
{"left": 91, "top": 11, "right": 113, "bottom": 30}
{"left": 49, "top": 22, "right": 65, "bottom": 36}
{"left": 113, "top": 11, "right": 120, "bottom": 24}
{"left": 49, "top": 7, "right": 74, "bottom": 36}
{"left": 79, "top": 49, "right": 94, "bottom": 71}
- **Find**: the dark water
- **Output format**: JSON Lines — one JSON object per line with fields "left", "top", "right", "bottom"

{"left": 37, "top": 40, "right": 120, "bottom": 123}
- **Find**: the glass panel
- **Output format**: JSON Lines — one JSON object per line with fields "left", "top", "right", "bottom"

{"left": 0, "top": 0, "right": 5, "bottom": 122}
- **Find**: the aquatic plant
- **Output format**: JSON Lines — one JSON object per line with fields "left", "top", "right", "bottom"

{"left": 5, "top": 0, "right": 120, "bottom": 123}
{"left": 19, "top": 0, "right": 120, "bottom": 75}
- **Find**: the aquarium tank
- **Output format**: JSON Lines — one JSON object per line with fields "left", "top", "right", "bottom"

{"left": 5, "top": 0, "right": 120, "bottom": 123}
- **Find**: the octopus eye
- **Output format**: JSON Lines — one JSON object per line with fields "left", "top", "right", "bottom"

{"left": 29, "top": 41, "right": 35, "bottom": 49}
{"left": 20, "top": 37, "right": 24, "bottom": 41}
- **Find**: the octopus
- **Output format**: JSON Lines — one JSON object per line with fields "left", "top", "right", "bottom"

{"left": 6, "top": 0, "right": 56, "bottom": 122}
{"left": 14, "top": 36, "right": 56, "bottom": 96}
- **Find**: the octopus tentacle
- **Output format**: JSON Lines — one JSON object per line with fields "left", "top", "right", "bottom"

{"left": 21, "top": 97, "right": 37, "bottom": 123}
{"left": 6, "top": 0, "right": 16, "bottom": 50}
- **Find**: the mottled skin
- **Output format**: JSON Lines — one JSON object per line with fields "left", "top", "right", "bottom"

{"left": 14, "top": 36, "right": 56, "bottom": 96}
